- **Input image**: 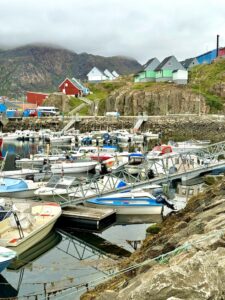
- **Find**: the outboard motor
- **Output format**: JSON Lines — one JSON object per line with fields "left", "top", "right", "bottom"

{"left": 156, "top": 194, "right": 176, "bottom": 210}
{"left": 25, "top": 174, "right": 35, "bottom": 181}
{"left": 100, "top": 163, "right": 109, "bottom": 175}
{"left": 148, "top": 169, "right": 155, "bottom": 179}
{"left": 43, "top": 158, "right": 48, "bottom": 165}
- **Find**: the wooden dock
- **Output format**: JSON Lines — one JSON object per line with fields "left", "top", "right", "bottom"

{"left": 58, "top": 205, "right": 116, "bottom": 232}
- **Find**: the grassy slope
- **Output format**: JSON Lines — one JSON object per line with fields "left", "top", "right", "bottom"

{"left": 189, "top": 58, "right": 225, "bottom": 111}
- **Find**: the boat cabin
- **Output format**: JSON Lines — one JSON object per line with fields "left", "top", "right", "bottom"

{"left": 128, "top": 153, "right": 145, "bottom": 165}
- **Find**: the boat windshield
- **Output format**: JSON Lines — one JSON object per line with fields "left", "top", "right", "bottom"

{"left": 46, "top": 176, "right": 77, "bottom": 188}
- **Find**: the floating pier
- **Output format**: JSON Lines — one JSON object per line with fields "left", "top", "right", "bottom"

{"left": 58, "top": 205, "right": 116, "bottom": 232}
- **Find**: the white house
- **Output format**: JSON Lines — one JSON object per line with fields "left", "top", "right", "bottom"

{"left": 172, "top": 69, "right": 188, "bottom": 84}
{"left": 87, "top": 67, "right": 108, "bottom": 82}
{"left": 112, "top": 70, "right": 120, "bottom": 78}
{"left": 104, "top": 69, "right": 115, "bottom": 80}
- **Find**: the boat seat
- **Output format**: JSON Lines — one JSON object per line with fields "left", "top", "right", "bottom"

{"left": 0, "top": 218, "right": 11, "bottom": 237}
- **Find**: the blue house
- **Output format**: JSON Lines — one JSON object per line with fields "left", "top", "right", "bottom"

{"left": 196, "top": 49, "right": 217, "bottom": 64}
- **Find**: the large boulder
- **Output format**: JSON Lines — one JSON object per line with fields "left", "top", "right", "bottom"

{"left": 43, "top": 92, "right": 70, "bottom": 113}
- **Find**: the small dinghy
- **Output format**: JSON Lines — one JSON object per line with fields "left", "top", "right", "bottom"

{"left": 85, "top": 196, "right": 163, "bottom": 216}
{"left": 0, "top": 177, "right": 45, "bottom": 198}
{"left": 85, "top": 193, "right": 175, "bottom": 216}
{"left": 0, "top": 202, "right": 62, "bottom": 255}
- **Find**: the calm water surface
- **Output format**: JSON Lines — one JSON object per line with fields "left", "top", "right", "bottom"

{"left": 1, "top": 141, "right": 152, "bottom": 299}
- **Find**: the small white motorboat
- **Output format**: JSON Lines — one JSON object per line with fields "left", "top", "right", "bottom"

{"left": 0, "top": 177, "right": 45, "bottom": 198}
{"left": 85, "top": 195, "right": 163, "bottom": 216}
{"left": 125, "top": 153, "right": 147, "bottom": 175}
{"left": 168, "top": 140, "right": 210, "bottom": 153}
{"left": 0, "top": 202, "right": 62, "bottom": 255}
{"left": 34, "top": 175, "right": 80, "bottom": 201}
{"left": 49, "top": 135, "right": 72, "bottom": 144}
{"left": 85, "top": 193, "right": 175, "bottom": 216}
{"left": 15, "top": 154, "right": 65, "bottom": 169}
{"left": 50, "top": 159, "right": 98, "bottom": 174}
{"left": 0, "top": 169, "right": 41, "bottom": 180}
{"left": 0, "top": 247, "right": 17, "bottom": 273}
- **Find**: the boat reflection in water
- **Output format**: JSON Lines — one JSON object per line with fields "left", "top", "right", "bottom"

{"left": 8, "top": 230, "right": 62, "bottom": 270}
{"left": 0, "top": 274, "right": 18, "bottom": 299}
{"left": 58, "top": 228, "right": 131, "bottom": 259}
{"left": 115, "top": 213, "right": 163, "bottom": 225}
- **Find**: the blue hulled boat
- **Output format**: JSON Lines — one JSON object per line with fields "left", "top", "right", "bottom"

{"left": 85, "top": 196, "right": 163, "bottom": 216}
{"left": 0, "top": 247, "right": 17, "bottom": 273}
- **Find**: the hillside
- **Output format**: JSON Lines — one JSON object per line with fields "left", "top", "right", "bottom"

{"left": 189, "top": 57, "right": 225, "bottom": 112}
{"left": 83, "top": 58, "right": 225, "bottom": 116}
{"left": 0, "top": 45, "right": 141, "bottom": 97}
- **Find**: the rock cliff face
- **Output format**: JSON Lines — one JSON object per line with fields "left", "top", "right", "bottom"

{"left": 106, "top": 85, "right": 209, "bottom": 115}
{"left": 43, "top": 93, "right": 71, "bottom": 113}
{"left": 0, "top": 44, "right": 141, "bottom": 97}
{"left": 211, "top": 82, "right": 225, "bottom": 98}
{"left": 82, "top": 178, "right": 225, "bottom": 300}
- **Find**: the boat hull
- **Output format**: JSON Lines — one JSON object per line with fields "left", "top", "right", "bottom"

{"left": 8, "top": 230, "right": 62, "bottom": 270}
{"left": 36, "top": 191, "right": 69, "bottom": 202}
{"left": 51, "top": 161, "right": 98, "bottom": 174}
{"left": 85, "top": 202, "right": 162, "bottom": 215}
{"left": 85, "top": 198, "right": 163, "bottom": 216}
{"left": 7, "top": 217, "right": 59, "bottom": 255}
{"left": 0, "top": 188, "right": 37, "bottom": 199}
{"left": 0, "top": 259, "right": 13, "bottom": 273}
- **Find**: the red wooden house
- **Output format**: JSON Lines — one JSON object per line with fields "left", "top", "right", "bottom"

{"left": 219, "top": 47, "right": 225, "bottom": 57}
{"left": 26, "top": 91, "right": 49, "bottom": 106}
{"left": 58, "top": 78, "right": 82, "bottom": 96}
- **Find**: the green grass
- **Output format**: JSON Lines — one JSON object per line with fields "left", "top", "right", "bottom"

{"left": 189, "top": 59, "right": 225, "bottom": 112}
{"left": 79, "top": 105, "right": 90, "bottom": 116}
{"left": 69, "top": 97, "right": 83, "bottom": 107}
{"left": 132, "top": 82, "right": 156, "bottom": 90}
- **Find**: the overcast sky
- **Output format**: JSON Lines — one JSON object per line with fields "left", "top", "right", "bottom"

{"left": 0, "top": 0, "right": 225, "bottom": 64}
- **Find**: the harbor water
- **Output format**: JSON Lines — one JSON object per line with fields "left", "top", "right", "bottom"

{"left": 0, "top": 141, "right": 153, "bottom": 299}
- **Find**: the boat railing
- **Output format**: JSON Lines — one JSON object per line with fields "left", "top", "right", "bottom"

{"left": 12, "top": 211, "right": 24, "bottom": 239}
{"left": 0, "top": 209, "right": 24, "bottom": 240}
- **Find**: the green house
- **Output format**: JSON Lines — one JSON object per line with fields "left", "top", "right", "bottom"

{"left": 134, "top": 71, "right": 146, "bottom": 82}
{"left": 155, "top": 56, "right": 185, "bottom": 82}
{"left": 134, "top": 57, "right": 160, "bottom": 82}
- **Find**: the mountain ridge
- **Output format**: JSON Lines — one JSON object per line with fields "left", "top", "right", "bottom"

{"left": 0, "top": 44, "right": 141, "bottom": 97}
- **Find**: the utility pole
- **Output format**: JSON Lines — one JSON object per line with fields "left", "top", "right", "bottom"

{"left": 216, "top": 34, "right": 220, "bottom": 57}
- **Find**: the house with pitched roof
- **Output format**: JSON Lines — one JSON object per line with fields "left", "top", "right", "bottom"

{"left": 58, "top": 77, "right": 89, "bottom": 96}
{"left": 112, "top": 70, "right": 120, "bottom": 78}
{"left": 155, "top": 56, "right": 187, "bottom": 84}
{"left": 134, "top": 57, "right": 160, "bottom": 82}
{"left": 104, "top": 69, "right": 115, "bottom": 80}
{"left": 181, "top": 58, "right": 199, "bottom": 70}
{"left": 87, "top": 67, "right": 108, "bottom": 82}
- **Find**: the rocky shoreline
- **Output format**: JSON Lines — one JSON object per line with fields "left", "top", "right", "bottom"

{"left": 81, "top": 177, "right": 225, "bottom": 300}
